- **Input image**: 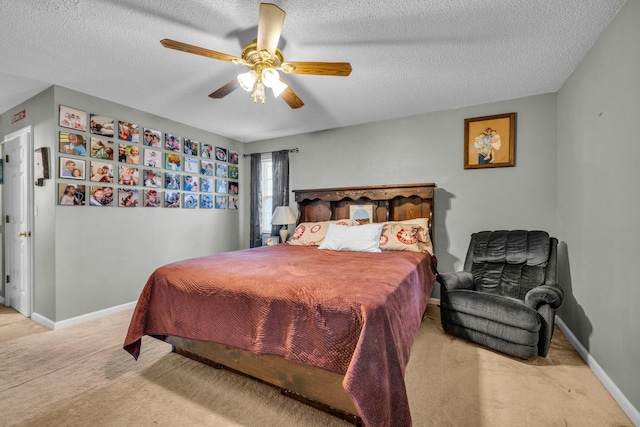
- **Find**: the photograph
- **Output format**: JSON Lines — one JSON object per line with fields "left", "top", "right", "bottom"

{"left": 229, "top": 196, "right": 238, "bottom": 210}
{"left": 183, "top": 193, "right": 198, "bottom": 209}
{"left": 164, "top": 172, "right": 180, "bottom": 190}
{"left": 118, "top": 165, "right": 139, "bottom": 185}
{"left": 183, "top": 175, "right": 198, "bottom": 192}
{"left": 90, "top": 137, "right": 114, "bottom": 160}
{"left": 59, "top": 131, "right": 87, "bottom": 156}
{"left": 263, "top": 236, "right": 279, "bottom": 246}
{"left": 228, "top": 181, "right": 239, "bottom": 195}
{"left": 143, "top": 189, "right": 161, "bottom": 207}
{"left": 165, "top": 153, "right": 181, "bottom": 171}
{"left": 59, "top": 156, "right": 85, "bottom": 180}
{"left": 184, "top": 156, "right": 199, "bottom": 173}
{"left": 58, "top": 183, "right": 85, "bottom": 205}
{"left": 118, "top": 121, "right": 139, "bottom": 143}
{"left": 90, "top": 161, "right": 114, "bottom": 183}
{"left": 215, "top": 195, "right": 228, "bottom": 209}
{"left": 229, "top": 149, "right": 239, "bottom": 165}
{"left": 118, "top": 188, "right": 139, "bottom": 207}
{"left": 350, "top": 204, "right": 373, "bottom": 224}
{"left": 143, "top": 169, "right": 162, "bottom": 187}
{"left": 142, "top": 128, "right": 162, "bottom": 147}
{"left": 215, "top": 163, "right": 227, "bottom": 178}
{"left": 118, "top": 143, "right": 139, "bottom": 164}
{"left": 464, "top": 112, "right": 516, "bottom": 169}
{"left": 201, "top": 143, "right": 213, "bottom": 158}
{"left": 90, "top": 114, "right": 115, "bottom": 137}
{"left": 184, "top": 139, "right": 199, "bottom": 156}
{"left": 228, "top": 165, "right": 239, "bottom": 180}
{"left": 89, "top": 185, "right": 114, "bottom": 206}
{"left": 215, "top": 146, "right": 227, "bottom": 162}
{"left": 164, "top": 191, "right": 180, "bottom": 208}
{"left": 143, "top": 148, "right": 161, "bottom": 168}
{"left": 200, "top": 177, "right": 213, "bottom": 193}
{"left": 165, "top": 133, "right": 181, "bottom": 152}
{"left": 200, "top": 194, "right": 213, "bottom": 209}
{"left": 59, "top": 105, "right": 87, "bottom": 131}
{"left": 215, "top": 179, "right": 227, "bottom": 193}
{"left": 201, "top": 160, "right": 214, "bottom": 176}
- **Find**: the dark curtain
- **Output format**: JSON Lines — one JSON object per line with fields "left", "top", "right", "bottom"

{"left": 249, "top": 153, "right": 262, "bottom": 248}
{"left": 271, "top": 150, "right": 290, "bottom": 237}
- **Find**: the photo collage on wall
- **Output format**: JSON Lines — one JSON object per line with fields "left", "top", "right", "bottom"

{"left": 57, "top": 105, "right": 240, "bottom": 209}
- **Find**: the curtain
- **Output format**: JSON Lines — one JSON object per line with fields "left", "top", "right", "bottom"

{"left": 271, "top": 150, "right": 290, "bottom": 237}
{"left": 249, "top": 153, "right": 262, "bottom": 248}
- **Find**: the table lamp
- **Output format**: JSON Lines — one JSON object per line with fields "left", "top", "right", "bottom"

{"left": 271, "top": 206, "right": 297, "bottom": 243}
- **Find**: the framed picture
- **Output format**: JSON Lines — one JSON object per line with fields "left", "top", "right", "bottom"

{"left": 350, "top": 204, "right": 373, "bottom": 224}
{"left": 165, "top": 153, "right": 181, "bottom": 170}
{"left": 165, "top": 191, "right": 181, "bottom": 208}
{"left": 90, "top": 137, "right": 114, "bottom": 160}
{"left": 228, "top": 149, "right": 239, "bottom": 165}
{"left": 200, "top": 194, "right": 213, "bottom": 209}
{"left": 89, "top": 161, "right": 114, "bottom": 183}
{"left": 118, "top": 188, "right": 139, "bottom": 207}
{"left": 118, "top": 121, "right": 139, "bottom": 143}
{"left": 89, "top": 185, "right": 114, "bottom": 206}
{"left": 228, "top": 165, "right": 238, "bottom": 180}
{"left": 58, "top": 183, "right": 85, "bottom": 205}
{"left": 143, "top": 189, "right": 162, "bottom": 207}
{"left": 90, "top": 114, "right": 115, "bottom": 137}
{"left": 184, "top": 139, "right": 199, "bottom": 156}
{"left": 59, "top": 132, "right": 87, "bottom": 156}
{"left": 215, "top": 195, "right": 228, "bottom": 209}
{"left": 142, "top": 128, "right": 162, "bottom": 147}
{"left": 184, "top": 156, "right": 199, "bottom": 173}
{"left": 201, "top": 160, "right": 214, "bottom": 176}
{"left": 164, "top": 172, "right": 180, "bottom": 190}
{"left": 59, "top": 156, "right": 85, "bottom": 179}
{"left": 59, "top": 105, "right": 87, "bottom": 131}
{"left": 201, "top": 143, "right": 213, "bottom": 158}
{"left": 262, "top": 236, "right": 279, "bottom": 246}
{"left": 200, "top": 177, "right": 213, "bottom": 193}
{"left": 464, "top": 112, "right": 515, "bottom": 169}
{"left": 215, "top": 146, "right": 228, "bottom": 162}
{"left": 165, "top": 133, "right": 181, "bottom": 152}
{"left": 229, "top": 196, "right": 238, "bottom": 210}
{"left": 143, "top": 148, "right": 161, "bottom": 168}
{"left": 183, "top": 193, "right": 198, "bottom": 209}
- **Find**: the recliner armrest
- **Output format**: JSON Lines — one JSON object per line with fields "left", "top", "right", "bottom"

{"left": 437, "top": 272, "right": 474, "bottom": 292}
{"left": 524, "top": 284, "right": 564, "bottom": 309}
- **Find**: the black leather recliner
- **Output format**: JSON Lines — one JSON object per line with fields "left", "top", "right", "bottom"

{"left": 438, "top": 230, "right": 564, "bottom": 359}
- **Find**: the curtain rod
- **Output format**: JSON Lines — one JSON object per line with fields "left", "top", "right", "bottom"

{"left": 242, "top": 147, "right": 299, "bottom": 158}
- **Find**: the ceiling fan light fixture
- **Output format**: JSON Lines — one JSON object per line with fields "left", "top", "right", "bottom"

{"left": 251, "top": 81, "right": 266, "bottom": 104}
{"left": 237, "top": 70, "right": 259, "bottom": 92}
{"left": 271, "top": 80, "right": 288, "bottom": 98}
{"left": 261, "top": 67, "right": 280, "bottom": 88}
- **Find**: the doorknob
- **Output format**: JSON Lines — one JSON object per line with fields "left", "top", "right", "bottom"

{"left": 18, "top": 231, "right": 32, "bottom": 237}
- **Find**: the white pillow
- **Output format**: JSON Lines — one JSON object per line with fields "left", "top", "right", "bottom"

{"left": 318, "top": 223, "right": 384, "bottom": 252}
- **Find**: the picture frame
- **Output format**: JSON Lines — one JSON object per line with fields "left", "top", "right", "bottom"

{"left": 90, "top": 114, "right": 115, "bottom": 137}
{"left": 59, "top": 131, "right": 87, "bottom": 156}
{"left": 59, "top": 156, "right": 86, "bottom": 179}
{"left": 58, "top": 183, "right": 85, "bottom": 205}
{"left": 349, "top": 204, "right": 373, "bottom": 224}
{"left": 464, "top": 112, "right": 515, "bottom": 169}
{"left": 90, "top": 137, "right": 114, "bottom": 160}
{"left": 59, "top": 105, "right": 87, "bottom": 132}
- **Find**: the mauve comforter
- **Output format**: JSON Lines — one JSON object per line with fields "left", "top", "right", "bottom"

{"left": 124, "top": 244, "right": 437, "bottom": 426}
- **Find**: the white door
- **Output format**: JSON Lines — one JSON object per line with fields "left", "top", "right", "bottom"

{"left": 3, "top": 126, "right": 34, "bottom": 316}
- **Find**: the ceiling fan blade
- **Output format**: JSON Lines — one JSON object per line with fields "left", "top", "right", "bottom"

{"left": 209, "top": 79, "right": 240, "bottom": 99}
{"left": 281, "top": 61, "right": 352, "bottom": 76}
{"left": 160, "top": 39, "right": 242, "bottom": 63}
{"left": 279, "top": 81, "right": 304, "bottom": 109}
{"left": 257, "top": 3, "right": 286, "bottom": 55}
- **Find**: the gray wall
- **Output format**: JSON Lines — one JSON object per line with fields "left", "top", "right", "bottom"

{"left": 557, "top": 0, "right": 640, "bottom": 413}
{"left": 241, "top": 93, "right": 559, "bottom": 291}
{"left": 1, "top": 86, "right": 243, "bottom": 321}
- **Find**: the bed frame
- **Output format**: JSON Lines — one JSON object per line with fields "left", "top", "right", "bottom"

{"left": 161, "top": 183, "right": 436, "bottom": 425}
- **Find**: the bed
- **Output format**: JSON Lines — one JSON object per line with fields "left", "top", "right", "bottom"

{"left": 124, "top": 183, "right": 437, "bottom": 426}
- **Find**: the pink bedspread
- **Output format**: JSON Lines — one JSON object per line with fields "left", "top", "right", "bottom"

{"left": 124, "top": 244, "right": 437, "bottom": 426}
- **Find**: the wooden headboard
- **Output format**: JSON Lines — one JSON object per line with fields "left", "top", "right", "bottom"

{"left": 293, "top": 183, "right": 436, "bottom": 231}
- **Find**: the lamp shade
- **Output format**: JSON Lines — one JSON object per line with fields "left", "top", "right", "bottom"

{"left": 271, "top": 206, "right": 296, "bottom": 225}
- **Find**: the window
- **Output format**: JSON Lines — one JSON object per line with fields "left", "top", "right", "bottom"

{"left": 260, "top": 153, "right": 273, "bottom": 233}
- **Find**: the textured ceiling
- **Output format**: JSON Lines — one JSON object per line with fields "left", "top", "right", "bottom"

{"left": 0, "top": 0, "right": 626, "bottom": 142}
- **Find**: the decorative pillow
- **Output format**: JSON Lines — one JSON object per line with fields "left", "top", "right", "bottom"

{"left": 379, "top": 223, "right": 422, "bottom": 252}
{"left": 318, "top": 223, "right": 384, "bottom": 252}
{"left": 287, "top": 219, "right": 354, "bottom": 246}
{"left": 384, "top": 218, "right": 433, "bottom": 255}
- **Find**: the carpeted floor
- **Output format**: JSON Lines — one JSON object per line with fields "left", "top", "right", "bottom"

{"left": 0, "top": 303, "right": 633, "bottom": 426}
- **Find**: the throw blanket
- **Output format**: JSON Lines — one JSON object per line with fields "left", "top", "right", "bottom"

{"left": 124, "top": 245, "right": 437, "bottom": 426}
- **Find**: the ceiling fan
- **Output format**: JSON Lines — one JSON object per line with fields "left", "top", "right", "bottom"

{"left": 160, "top": 3, "right": 352, "bottom": 109}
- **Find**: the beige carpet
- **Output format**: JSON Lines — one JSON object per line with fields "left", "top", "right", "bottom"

{"left": 0, "top": 304, "right": 633, "bottom": 427}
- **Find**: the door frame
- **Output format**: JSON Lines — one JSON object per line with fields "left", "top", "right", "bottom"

{"left": 2, "top": 125, "right": 35, "bottom": 315}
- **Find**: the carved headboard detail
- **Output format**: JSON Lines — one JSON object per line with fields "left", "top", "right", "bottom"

{"left": 293, "top": 183, "right": 436, "bottom": 235}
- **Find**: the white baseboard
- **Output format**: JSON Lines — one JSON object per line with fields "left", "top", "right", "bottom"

{"left": 556, "top": 316, "right": 640, "bottom": 426}
{"left": 30, "top": 301, "right": 137, "bottom": 330}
